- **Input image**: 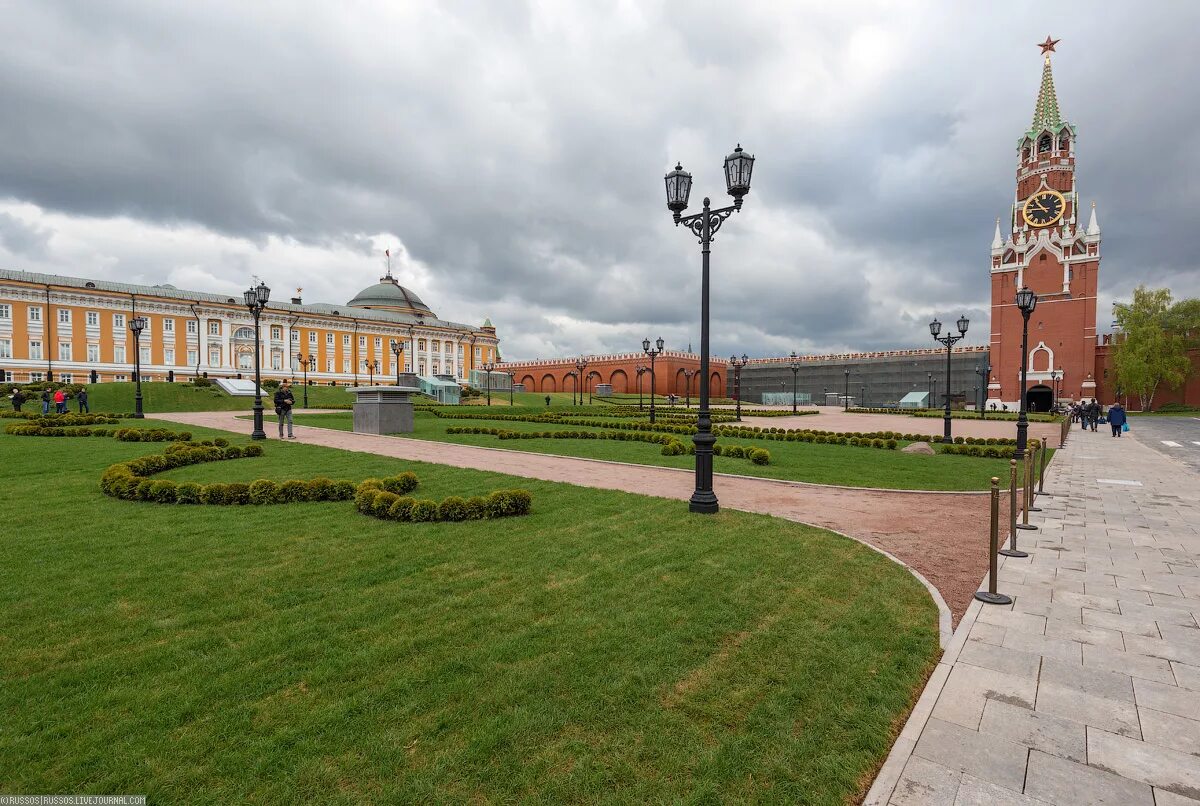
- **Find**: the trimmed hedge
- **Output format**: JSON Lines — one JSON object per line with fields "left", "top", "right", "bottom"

{"left": 0, "top": 410, "right": 136, "bottom": 423}
{"left": 444, "top": 425, "right": 773, "bottom": 465}
{"left": 6, "top": 423, "right": 192, "bottom": 441}
{"left": 354, "top": 482, "right": 533, "bottom": 523}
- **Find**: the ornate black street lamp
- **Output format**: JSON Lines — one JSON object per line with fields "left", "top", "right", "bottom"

{"left": 729, "top": 354, "right": 749, "bottom": 421}
{"left": 298, "top": 354, "right": 315, "bottom": 407}
{"left": 129, "top": 316, "right": 147, "bottom": 418}
{"left": 642, "top": 337, "right": 664, "bottom": 424}
{"left": 482, "top": 361, "right": 495, "bottom": 406}
{"left": 1050, "top": 368, "right": 1062, "bottom": 411}
{"left": 930, "top": 314, "right": 969, "bottom": 443}
{"left": 391, "top": 340, "right": 404, "bottom": 385}
{"left": 574, "top": 357, "right": 589, "bottom": 406}
{"left": 788, "top": 351, "right": 800, "bottom": 413}
{"left": 636, "top": 365, "right": 648, "bottom": 410}
{"left": 665, "top": 144, "right": 754, "bottom": 515}
{"left": 1014, "top": 287, "right": 1038, "bottom": 458}
{"left": 975, "top": 362, "right": 991, "bottom": 419}
{"left": 243, "top": 280, "right": 270, "bottom": 440}
{"left": 682, "top": 368, "right": 697, "bottom": 409}
{"left": 508, "top": 371, "right": 516, "bottom": 406}
{"left": 844, "top": 368, "right": 850, "bottom": 412}
{"left": 364, "top": 359, "right": 378, "bottom": 386}
{"left": 587, "top": 371, "right": 600, "bottom": 405}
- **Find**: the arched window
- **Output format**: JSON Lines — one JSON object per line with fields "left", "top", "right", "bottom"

{"left": 1058, "top": 133, "right": 1070, "bottom": 152}
{"left": 233, "top": 327, "right": 255, "bottom": 340}
{"left": 1022, "top": 145, "right": 1031, "bottom": 161}
{"left": 1038, "top": 133, "right": 1052, "bottom": 153}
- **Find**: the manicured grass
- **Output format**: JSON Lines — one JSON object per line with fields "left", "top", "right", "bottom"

{"left": 3, "top": 381, "right": 358, "bottom": 413}
{"left": 290, "top": 411, "right": 1017, "bottom": 491}
{"left": 0, "top": 424, "right": 938, "bottom": 803}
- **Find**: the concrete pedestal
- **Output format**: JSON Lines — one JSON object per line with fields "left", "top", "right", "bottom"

{"left": 348, "top": 379, "right": 421, "bottom": 434}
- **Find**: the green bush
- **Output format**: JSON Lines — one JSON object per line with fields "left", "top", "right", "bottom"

{"left": 437, "top": 496, "right": 469, "bottom": 521}
{"left": 409, "top": 499, "right": 439, "bottom": 522}
{"left": 226, "top": 483, "right": 251, "bottom": 505}
{"left": 381, "top": 472, "right": 419, "bottom": 495}
{"left": 749, "top": 448, "right": 771, "bottom": 465}
{"left": 371, "top": 491, "right": 400, "bottom": 518}
{"left": 465, "top": 496, "right": 489, "bottom": 520}
{"left": 387, "top": 497, "right": 415, "bottom": 521}
{"left": 200, "top": 483, "right": 230, "bottom": 505}
{"left": 249, "top": 479, "right": 280, "bottom": 504}
{"left": 355, "top": 486, "right": 381, "bottom": 513}
{"left": 176, "top": 482, "right": 202, "bottom": 504}
{"left": 277, "top": 479, "right": 309, "bottom": 503}
{"left": 147, "top": 480, "right": 178, "bottom": 503}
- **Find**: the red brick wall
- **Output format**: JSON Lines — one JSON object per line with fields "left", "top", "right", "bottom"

{"left": 1094, "top": 343, "right": 1200, "bottom": 410}
{"left": 499, "top": 352, "right": 725, "bottom": 398}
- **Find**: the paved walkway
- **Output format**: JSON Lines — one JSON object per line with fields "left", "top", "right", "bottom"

{"left": 150, "top": 410, "right": 1001, "bottom": 625}
{"left": 867, "top": 426, "right": 1200, "bottom": 804}
{"left": 737, "top": 408, "right": 1064, "bottom": 448}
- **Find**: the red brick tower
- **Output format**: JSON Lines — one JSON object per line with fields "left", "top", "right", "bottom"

{"left": 987, "top": 38, "right": 1101, "bottom": 412}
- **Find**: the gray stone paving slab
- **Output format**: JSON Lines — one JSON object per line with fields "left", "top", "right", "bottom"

{"left": 874, "top": 427, "right": 1200, "bottom": 804}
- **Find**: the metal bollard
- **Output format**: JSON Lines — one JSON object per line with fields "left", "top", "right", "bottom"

{"left": 976, "top": 476, "right": 1012, "bottom": 605}
{"left": 1028, "top": 440, "right": 1042, "bottom": 512}
{"left": 1016, "top": 449, "right": 1039, "bottom": 531}
{"left": 1038, "top": 436, "right": 1048, "bottom": 495}
{"left": 1000, "top": 458, "right": 1029, "bottom": 557}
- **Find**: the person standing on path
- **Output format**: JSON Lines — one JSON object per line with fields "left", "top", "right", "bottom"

{"left": 274, "top": 379, "right": 296, "bottom": 439}
{"left": 76, "top": 388, "right": 89, "bottom": 413}
{"left": 41, "top": 389, "right": 51, "bottom": 414}
{"left": 1108, "top": 401, "right": 1127, "bottom": 437}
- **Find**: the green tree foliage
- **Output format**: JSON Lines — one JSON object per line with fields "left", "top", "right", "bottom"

{"left": 1165, "top": 298, "right": 1200, "bottom": 348}
{"left": 1112, "top": 286, "right": 1193, "bottom": 410}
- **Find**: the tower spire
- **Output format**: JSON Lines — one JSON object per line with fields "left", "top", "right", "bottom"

{"left": 1031, "top": 37, "right": 1063, "bottom": 131}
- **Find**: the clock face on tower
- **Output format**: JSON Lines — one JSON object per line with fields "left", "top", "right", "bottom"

{"left": 1022, "top": 189, "right": 1066, "bottom": 228}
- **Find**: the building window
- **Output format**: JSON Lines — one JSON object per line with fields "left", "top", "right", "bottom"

{"left": 163, "top": 318, "right": 174, "bottom": 333}
{"left": 139, "top": 347, "right": 151, "bottom": 364}
{"left": 375, "top": 337, "right": 382, "bottom": 349}
{"left": 58, "top": 342, "right": 72, "bottom": 361}
{"left": 0, "top": 339, "right": 10, "bottom": 359}
{"left": 418, "top": 359, "right": 426, "bottom": 375}
{"left": 308, "top": 331, "right": 317, "bottom": 345}
{"left": 29, "top": 306, "right": 42, "bottom": 322}
{"left": 358, "top": 336, "right": 366, "bottom": 348}
{"left": 114, "top": 374, "right": 126, "bottom": 382}
{"left": 326, "top": 332, "right": 334, "bottom": 345}
{"left": 87, "top": 344, "right": 99, "bottom": 363}
{"left": 1, "top": 370, "right": 11, "bottom": 382}
{"left": 291, "top": 330, "right": 299, "bottom": 342}
{"left": 271, "top": 353, "right": 282, "bottom": 370}
{"left": 208, "top": 321, "right": 220, "bottom": 336}
{"left": 325, "top": 359, "right": 333, "bottom": 373}
{"left": 59, "top": 374, "right": 73, "bottom": 384}
{"left": 343, "top": 334, "right": 351, "bottom": 347}
{"left": 187, "top": 349, "right": 198, "bottom": 366}
{"left": 29, "top": 372, "right": 44, "bottom": 382}
{"left": 342, "top": 359, "right": 350, "bottom": 373}
{"left": 114, "top": 346, "right": 126, "bottom": 364}
{"left": 432, "top": 340, "right": 440, "bottom": 352}
{"left": 164, "top": 348, "right": 175, "bottom": 365}
{"left": 475, "top": 346, "right": 481, "bottom": 360}
{"left": 58, "top": 309, "right": 71, "bottom": 324}
{"left": 114, "top": 313, "right": 125, "bottom": 328}
{"left": 186, "top": 319, "right": 197, "bottom": 334}
{"left": 29, "top": 340, "right": 42, "bottom": 360}
{"left": 269, "top": 325, "right": 280, "bottom": 340}
{"left": 209, "top": 348, "right": 221, "bottom": 366}
{"left": 86, "top": 311, "right": 99, "bottom": 326}
{"left": 0, "top": 304, "right": 10, "bottom": 320}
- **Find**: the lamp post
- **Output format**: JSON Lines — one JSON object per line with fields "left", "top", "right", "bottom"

{"left": 1014, "top": 287, "right": 1038, "bottom": 458}
{"left": 299, "top": 354, "right": 314, "bottom": 407}
{"left": 929, "top": 314, "right": 969, "bottom": 443}
{"left": 642, "top": 337, "right": 664, "bottom": 424}
{"left": 844, "top": 368, "right": 850, "bottom": 412}
{"left": 927, "top": 371, "right": 933, "bottom": 409}
{"left": 129, "top": 316, "right": 147, "bottom": 418}
{"left": 636, "top": 365, "right": 648, "bottom": 411}
{"left": 508, "top": 371, "right": 516, "bottom": 406}
{"left": 1050, "top": 368, "right": 1062, "bottom": 411}
{"left": 364, "top": 359, "right": 378, "bottom": 386}
{"left": 482, "top": 361, "right": 495, "bottom": 406}
{"left": 666, "top": 144, "right": 754, "bottom": 515}
{"left": 862, "top": 384, "right": 868, "bottom": 409}
{"left": 788, "top": 351, "right": 800, "bottom": 413}
{"left": 682, "top": 368, "right": 697, "bottom": 409}
{"left": 391, "top": 340, "right": 404, "bottom": 385}
{"left": 729, "top": 354, "right": 748, "bottom": 422}
{"left": 243, "top": 281, "right": 270, "bottom": 440}
{"left": 574, "top": 357, "right": 589, "bottom": 407}
{"left": 587, "top": 371, "right": 600, "bottom": 405}
{"left": 975, "top": 362, "right": 991, "bottom": 420}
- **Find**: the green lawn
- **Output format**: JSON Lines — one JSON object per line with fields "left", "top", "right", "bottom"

{"left": 4, "top": 381, "right": 357, "bottom": 412}
{"left": 0, "top": 423, "right": 938, "bottom": 803}
{"left": 291, "top": 410, "right": 1016, "bottom": 491}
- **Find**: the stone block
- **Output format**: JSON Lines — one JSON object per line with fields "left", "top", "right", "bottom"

{"left": 980, "top": 698, "right": 1086, "bottom": 762}
{"left": 1087, "top": 727, "right": 1200, "bottom": 798}
{"left": 913, "top": 718, "right": 1028, "bottom": 793}
{"left": 1024, "top": 749, "right": 1153, "bottom": 805}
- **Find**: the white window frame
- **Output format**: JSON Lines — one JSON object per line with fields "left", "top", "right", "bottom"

{"left": 208, "top": 347, "right": 221, "bottom": 366}
{"left": 208, "top": 321, "right": 220, "bottom": 336}
{"left": 58, "top": 342, "right": 72, "bottom": 361}
{"left": 86, "top": 311, "right": 99, "bottom": 327}
{"left": 58, "top": 309, "right": 71, "bottom": 324}
{"left": 139, "top": 347, "right": 151, "bottom": 365}
{"left": 114, "top": 346, "right": 126, "bottom": 364}
{"left": 114, "top": 313, "right": 126, "bottom": 328}
{"left": 59, "top": 374, "right": 73, "bottom": 384}
{"left": 342, "top": 359, "right": 350, "bottom": 373}
{"left": 113, "top": 374, "right": 127, "bottom": 382}
{"left": 87, "top": 344, "right": 99, "bottom": 363}
{"left": 187, "top": 349, "right": 198, "bottom": 367}
{"left": 29, "top": 340, "right": 42, "bottom": 360}
{"left": 0, "top": 304, "right": 10, "bottom": 320}
{"left": 29, "top": 306, "right": 42, "bottom": 322}
{"left": 309, "top": 332, "right": 317, "bottom": 345}
{"left": 271, "top": 325, "right": 281, "bottom": 340}
{"left": 29, "top": 371, "right": 44, "bottom": 382}
{"left": 343, "top": 334, "right": 351, "bottom": 347}
{"left": 163, "top": 318, "right": 174, "bottom": 333}
{"left": 186, "top": 319, "right": 197, "bottom": 334}
{"left": 0, "top": 338, "right": 11, "bottom": 359}
{"left": 359, "top": 336, "right": 366, "bottom": 348}
{"left": 291, "top": 330, "right": 299, "bottom": 343}
{"left": 326, "top": 332, "right": 334, "bottom": 345}
{"left": 164, "top": 348, "right": 175, "bottom": 365}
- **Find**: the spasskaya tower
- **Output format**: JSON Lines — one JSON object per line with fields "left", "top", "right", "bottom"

{"left": 987, "top": 38, "right": 1101, "bottom": 412}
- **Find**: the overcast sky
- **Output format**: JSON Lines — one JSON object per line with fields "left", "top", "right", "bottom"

{"left": 2, "top": 1, "right": 1198, "bottom": 361}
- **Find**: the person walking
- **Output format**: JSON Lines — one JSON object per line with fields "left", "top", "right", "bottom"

{"left": 1088, "top": 399, "right": 1100, "bottom": 432}
{"left": 10, "top": 389, "right": 26, "bottom": 412}
{"left": 53, "top": 388, "right": 66, "bottom": 414}
{"left": 1108, "top": 401, "right": 1127, "bottom": 437}
{"left": 41, "top": 389, "right": 51, "bottom": 414}
{"left": 545, "top": 395, "right": 551, "bottom": 408}
{"left": 274, "top": 379, "right": 296, "bottom": 439}
{"left": 77, "top": 387, "right": 89, "bottom": 413}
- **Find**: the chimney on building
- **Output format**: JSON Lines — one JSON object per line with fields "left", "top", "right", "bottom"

{"left": 291, "top": 287, "right": 303, "bottom": 305}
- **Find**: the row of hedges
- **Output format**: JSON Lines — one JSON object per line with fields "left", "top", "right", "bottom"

{"left": 355, "top": 480, "right": 532, "bottom": 522}
{"left": 444, "top": 425, "right": 772, "bottom": 464}
{"left": 1, "top": 411, "right": 136, "bottom": 423}
{"left": 6, "top": 423, "right": 192, "bottom": 441}
{"left": 938, "top": 437, "right": 1043, "bottom": 460}
{"left": 847, "top": 407, "right": 1060, "bottom": 423}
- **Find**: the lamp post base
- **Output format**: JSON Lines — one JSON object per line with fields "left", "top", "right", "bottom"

{"left": 251, "top": 405, "right": 266, "bottom": 440}
{"left": 999, "top": 548, "right": 1029, "bottom": 558}
{"left": 974, "top": 590, "right": 1012, "bottom": 605}
{"left": 1015, "top": 524, "right": 1039, "bottom": 531}
{"left": 688, "top": 493, "right": 719, "bottom": 514}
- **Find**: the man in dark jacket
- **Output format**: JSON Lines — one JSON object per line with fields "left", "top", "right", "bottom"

{"left": 9, "top": 389, "right": 25, "bottom": 412}
{"left": 77, "top": 388, "right": 89, "bottom": 413}
{"left": 41, "top": 389, "right": 51, "bottom": 414}
{"left": 273, "top": 379, "right": 296, "bottom": 439}
{"left": 1108, "top": 402, "right": 1127, "bottom": 437}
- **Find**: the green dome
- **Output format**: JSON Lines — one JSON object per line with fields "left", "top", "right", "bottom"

{"left": 347, "top": 276, "right": 436, "bottom": 318}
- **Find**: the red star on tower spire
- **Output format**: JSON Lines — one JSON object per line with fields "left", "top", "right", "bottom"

{"left": 1039, "top": 36, "right": 1060, "bottom": 55}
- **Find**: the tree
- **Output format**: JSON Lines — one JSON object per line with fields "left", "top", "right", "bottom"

{"left": 1112, "top": 286, "right": 1193, "bottom": 410}
{"left": 1165, "top": 298, "right": 1200, "bottom": 348}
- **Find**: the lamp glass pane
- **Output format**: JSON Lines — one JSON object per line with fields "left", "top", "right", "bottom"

{"left": 929, "top": 319, "right": 942, "bottom": 337}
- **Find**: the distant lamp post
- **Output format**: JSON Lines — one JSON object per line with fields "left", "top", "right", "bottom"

{"left": 682, "top": 368, "right": 697, "bottom": 409}
{"left": 636, "top": 365, "right": 648, "bottom": 410}
{"left": 788, "top": 351, "right": 800, "bottom": 413}
{"left": 642, "top": 337, "right": 664, "bottom": 424}
{"left": 862, "top": 384, "right": 868, "bottom": 409}
{"left": 364, "top": 359, "right": 378, "bottom": 386}
{"left": 574, "top": 357, "right": 589, "bottom": 407}
{"left": 844, "top": 368, "right": 850, "bottom": 412}
{"left": 299, "top": 354, "right": 315, "bottom": 407}
{"left": 508, "top": 371, "right": 516, "bottom": 406}
{"left": 1014, "top": 287, "right": 1039, "bottom": 458}
{"left": 927, "top": 371, "right": 933, "bottom": 409}
{"left": 665, "top": 143, "right": 754, "bottom": 515}
{"left": 729, "top": 354, "right": 749, "bottom": 421}
{"left": 390, "top": 340, "right": 404, "bottom": 385}
{"left": 975, "top": 362, "right": 991, "bottom": 420}
{"left": 930, "top": 314, "right": 969, "bottom": 443}
{"left": 242, "top": 280, "right": 270, "bottom": 440}
{"left": 129, "top": 316, "right": 147, "bottom": 418}
{"left": 482, "top": 361, "right": 496, "bottom": 406}
{"left": 1050, "top": 368, "right": 1062, "bottom": 410}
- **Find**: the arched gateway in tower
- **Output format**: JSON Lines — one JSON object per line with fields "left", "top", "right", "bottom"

{"left": 987, "top": 38, "right": 1102, "bottom": 411}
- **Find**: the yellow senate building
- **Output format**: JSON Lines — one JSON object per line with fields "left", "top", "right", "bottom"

{"left": 0, "top": 268, "right": 499, "bottom": 385}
